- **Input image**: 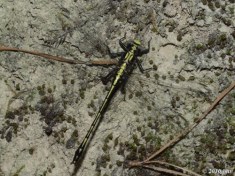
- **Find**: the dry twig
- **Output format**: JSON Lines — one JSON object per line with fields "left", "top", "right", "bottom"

{"left": 0, "top": 45, "right": 118, "bottom": 66}
{"left": 128, "top": 81, "right": 235, "bottom": 175}
{"left": 144, "top": 81, "right": 235, "bottom": 162}
{"left": 1, "top": 44, "right": 234, "bottom": 176}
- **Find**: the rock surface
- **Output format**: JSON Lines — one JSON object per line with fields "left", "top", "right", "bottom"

{"left": 0, "top": 0, "right": 234, "bottom": 176}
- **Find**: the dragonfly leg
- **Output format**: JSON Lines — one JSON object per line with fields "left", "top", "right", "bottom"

{"left": 101, "top": 68, "right": 117, "bottom": 85}
{"left": 136, "top": 58, "right": 153, "bottom": 73}
{"left": 106, "top": 44, "right": 124, "bottom": 58}
{"left": 139, "top": 38, "right": 152, "bottom": 55}
{"left": 119, "top": 33, "right": 128, "bottom": 52}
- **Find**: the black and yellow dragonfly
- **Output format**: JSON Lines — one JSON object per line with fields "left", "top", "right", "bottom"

{"left": 71, "top": 33, "right": 151, "bottom": 164}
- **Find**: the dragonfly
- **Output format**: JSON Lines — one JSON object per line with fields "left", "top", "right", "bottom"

{"left": 1, "top": 2, "right": 234, "bottom": 175}
{"left": 71, "top": 33, "right": 151, "bottom": 164}
{"left": 1, "top": 30, "right": 233, "bottom": 176}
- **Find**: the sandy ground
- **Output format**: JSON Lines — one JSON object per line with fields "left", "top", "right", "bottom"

{"left": 0, "top": 0, "right": 234, "bottom": 176}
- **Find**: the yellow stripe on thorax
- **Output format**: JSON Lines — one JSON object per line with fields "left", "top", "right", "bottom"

{"left": 81, "top": 44, "right": 138, "bottom": 146}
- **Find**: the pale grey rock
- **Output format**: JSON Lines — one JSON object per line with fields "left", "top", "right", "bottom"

{"left": 0, "top": 0, "right": 234, "bottom": 176}
{"left": 197, "top": 19, "right": 205, "bottom": 27}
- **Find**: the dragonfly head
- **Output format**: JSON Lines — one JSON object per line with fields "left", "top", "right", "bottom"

{"left": 133, "top": 39, "right": 141, "bottom": 46}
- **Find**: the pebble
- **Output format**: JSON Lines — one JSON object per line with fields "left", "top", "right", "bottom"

{"left": 66, "top": 137, "right": 76, "bottom": 149}
{"left": 197, "top": 19, "right": 205, "bottom": 27}
{"left": 188, "top": 18, "right": 195, "bottom": 25}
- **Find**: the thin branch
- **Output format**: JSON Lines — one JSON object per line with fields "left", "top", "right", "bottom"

{"left": 142, "top": 165, "right": 191, "bottom": 176}
{"left": 128, "top": 82, "right": 234, "bottom": 175}
{"left": 0, "top": 45, "right": 118, "bottom": 66}
{"left": 144, "top": 160, "right": 202, "bottom": 176}
{"left": 144, "top": 81, "right": 235, "bottom": 161}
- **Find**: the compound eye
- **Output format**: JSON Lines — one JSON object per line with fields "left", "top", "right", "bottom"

{"left": 133, "top": 39, "right": 141, "bottom": 46}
